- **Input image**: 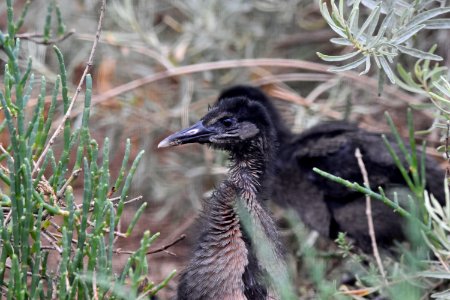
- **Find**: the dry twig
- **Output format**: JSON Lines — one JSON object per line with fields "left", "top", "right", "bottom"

{"left": 90, "top": 58, "right": 421, "bottom": 108}
{"left": 41, "top": 230, "right": 63, "bottom": 254}
{"left": 3, "top": 210, "right": 12, "bottom": 227}
{"left": 355, "top": 148, "right": 387, "bottom": 284}
{"left": 56, "top": 168, "right": 82, "bottom": 199}
{"left": 16, "top": 30, "right": 75, "bottom": 45}
{"left": 114, "top": 234, "right": 186, "bottom": 255}
{"left": 32, "top": 0, "right": 107, "bottom": 176}
{"left": 0, "top": 144, "right": 12, "bottom": 162}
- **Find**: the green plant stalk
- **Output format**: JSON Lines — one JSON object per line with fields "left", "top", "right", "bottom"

{"left": 93, "top": 203, "right": 109, "bottom": 236}
{"left": 87, "top": 235, "right": 99, "bottom": 272}
{"left": 77, "top": 272, "right": 137, "bottom": 300}
{"left": 52, "top": 46, "right": 71, "bottom": 190}
{"left": 6, "top": 0, "right": 15, "bottom": 46}
{"left": 36, "top": 281, "right": 45, "bottom": 299}
{"left": 12, "top": 38, "right": 22, "bottom": 77}
{"left": 386, "top": 111, "right": 423, "bottom": 194}
{"left": 419, "top": 142, "right": 426, "bottom": 198}
{"left": 8, "top": 254, "right": 19, "bottom": 300}
{"left": 48, "top": 148, "right": 57, "bottom": 177}
{"left": 29, "top": 206, "right": 43, "bottom": 299}
{"left": 15, "top": 0, "right": 31, "bottom": 31}
{"left": 40, "top": 251, "right": 51, "bottom": 298}
{"left": 118, "top": 231, "right": 159, "bottom": 286}
{"left": 384, "top": 111, "right": 413, "bottom": 162}
{"left": 0, "top": 119, "right": 7, "bottom": 136}
{"left": 33, "top": 149, "right": 52, "bottom": 188}
{"left": 34, "top": 77, "right": 60, "bottom": 158}
{"left": 98, "top": 137, "right": 110, "bottom": 207}
{"left": 69, "top": 128, "right": 80, "bottom": 150}
{"left": 74, "top": 75, "right": 92, "bottom": 170}
{"left": 33, "top": 154, "right": 49, "bottom": 188}
{"left": 0, "top": 198, "right": 12, "bottom": 287}
{"left": 21, "top": 72, "right": 34, "bottom": 111}
{"left": 55, "top": 2, "right": 66, "bottom": 35}
{"left": 382, "top": 134, "right": 415, "bottom": 190}
{"left": 96, "top": 238, "right": 107, "bottom": 298}
{"left": 126, "top": 202, "right": 148, "bottom": 237}
{"left": 75, "top": 158, "right": 91, "bottom": 263}
{"left": 29, "top": 110, "right": 45, "bottom": 158}
{"left": 118, "top": 255, "right": 133, "bottom": 285}
{"left": 107, "top": 202, "right": 115, "bottom": 275}
{"left": 1, "top": 67, "right": 19, "bottom": 157}
{"left": 7, "top": 157, "right": 21, "bottom": 256}
{"left": 20, "top": 159, "right": 33, "bottom": 284}
{"left": 43, "top": 2, "right": 53, "bottom": 43}
{"left": 384, "top": 111, "right": 428, "bottom": 222}
{"left": 34, "top": 191, "right": 68, "bottom": 216}
{"left": 113, "top": 138, "right": 131, "bottom": 192}
{"left": 64, "top": 186, "right": 75, "bottom": 256}
{"left": 58, "top": 227, "right": 70, "bottom": 299}
{"left": 116, "top": 150, "right": 145, "bottom": 226}
{"left": 132, "top": 231, "right": 159, "bottom": 291}
{"left": 407, "top": 111, "right": 419, "bottom": 182}
{"left": 312, "top": 167, "right": 432, "bottom": 233}
{"left": 88, "top": 140, "right": 99, "bottom": 189}
{"left": 149, "top": 270, "right": 177, "bottom": 297}
{"left": 26, "top": 76, "right": 45, "bottom": 142}
{"left": 19, "top": 57, "right": 32, "bottom": 88}
{"left": 12, "top": 67, "right": 24, "bottom": 157}
{"left": 69, "top": 277, "right": 79, "bottom": 300}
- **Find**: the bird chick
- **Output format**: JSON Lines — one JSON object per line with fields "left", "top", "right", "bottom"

{"left": 217, "top": 85, "right": 445, "bottom": 252}
{"left": 159, "top": 96, "right": 289, "bottom": 299}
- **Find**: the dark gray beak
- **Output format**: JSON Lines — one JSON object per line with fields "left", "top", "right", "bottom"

{"left": 158, "top": 121, "right": 215, "bottom": 148}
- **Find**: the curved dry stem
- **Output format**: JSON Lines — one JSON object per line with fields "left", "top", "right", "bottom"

{"left": 90, "top": 58, "right": 421, "bottom": 108}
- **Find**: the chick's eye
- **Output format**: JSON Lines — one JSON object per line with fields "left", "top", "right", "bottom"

{"left": 221, "top": 118, "right": 233, "bottom": 127}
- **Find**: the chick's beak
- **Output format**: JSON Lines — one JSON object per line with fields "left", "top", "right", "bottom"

{"left": 158, "top": 121, "right": 215, "bottom": 148}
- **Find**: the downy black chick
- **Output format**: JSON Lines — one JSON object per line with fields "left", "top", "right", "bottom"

{"left": 217, "top": 85, "right": 445, "bottom": 252}
{"left": 158, "top": 97, "right": 289, "bottom": 299}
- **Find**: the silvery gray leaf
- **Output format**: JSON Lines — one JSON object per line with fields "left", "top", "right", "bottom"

{"left": 379, "top": 56, "right": 396, "bottom": 84}
{"left": 419, "top": 271, "right": 450, "bottom": 279}
{"left": 330, "top": 37, "right": 353, "bottom": 45}
{"left": 361, "top": 0, "right": 386, "bottom": 14}
{"left": 431, "top": 289, "right": 450, "bottom": 299}
{"left": 373, "top": 55, "right": 381, "bottom": 68}
{"left": 365, "top": 4, "right": 382, "bottom": 37}
{"left": 424, "top": 18, "right": 450, "bottom": 29}
{"left": 392, "top": 24, "right": 426, "bottom": 44}
{"left": 433, "top": 78, "right": 450, "bottom": 98}
{"left": 319, "top": 2, "right": 348, "bottom": 38}
{"left": 328, "top": 55, "right": 366, "bottom": 72}
{"left": 424, "top": 66, "right": 448, "bottom": 81}
{"left": 356, "top": 3, "right": 381, "bottom": 40}
{"left": 359, "top": 56, "right": 371, "bottom": 75}
{"left": 348, "top": 7, "right": 360, "bottom": 33}
{"left": 317, "top": 50, "right": 361, "bottom": 62}
{"left": 395, "top": 78, "right": 427, "bottom": 94}
{"left": 396, "top": 45, "right": 443, "bottom": 60}
{"left": 367, "top": 11, "right": 395, "bottom": 48}
{"left": 406, "top": 7, "right": 450, "bottom": 28}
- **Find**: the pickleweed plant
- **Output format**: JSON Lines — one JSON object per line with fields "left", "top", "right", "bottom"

{"left": 0, "top": 1, "right": 174, "bottom": 299}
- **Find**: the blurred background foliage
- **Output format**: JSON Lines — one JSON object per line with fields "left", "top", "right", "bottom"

{"left": 2, "top": 0, "right": 450, "bottom": 298}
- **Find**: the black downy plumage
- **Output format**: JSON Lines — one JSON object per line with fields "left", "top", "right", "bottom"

{"left": 158, "top": 97, "right": 287, "bottom": 299}
{"left": 218, "top": 85, "right": 445, "bottom": 252}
